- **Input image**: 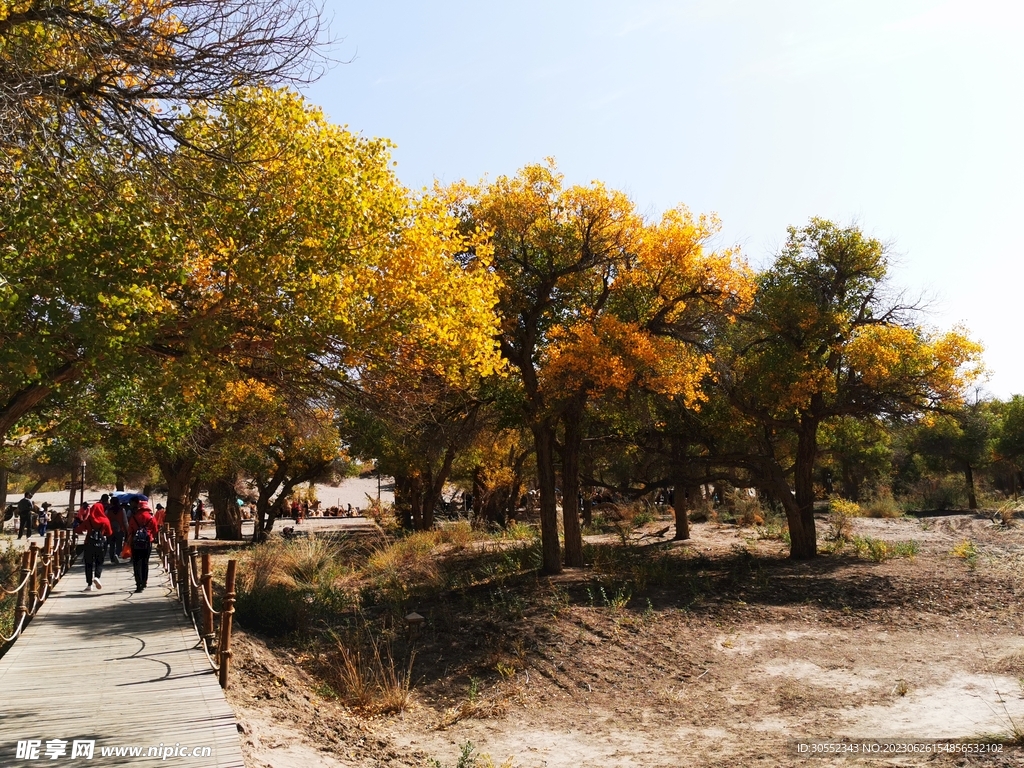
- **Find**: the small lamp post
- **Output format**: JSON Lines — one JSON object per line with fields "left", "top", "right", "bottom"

{"left": 405, "top": 611, "right": 425, "bottom": 642}
{"left": 79, "top": 460, "right": 87, "bottom": 509}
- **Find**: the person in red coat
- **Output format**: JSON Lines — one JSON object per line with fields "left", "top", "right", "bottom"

{"left": 127, "top": 500, "right": 159, "bottom": 592}
{"left": 78, "top": 501, "right": 113, "bottom": 591}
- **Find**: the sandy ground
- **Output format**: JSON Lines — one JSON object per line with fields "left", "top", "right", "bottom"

{"left": 213, "top": 510, "right": 1024, "bottom": 767}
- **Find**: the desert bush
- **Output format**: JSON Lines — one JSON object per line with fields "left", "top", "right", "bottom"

{"left": 430, "top": 741, "right": 515, "bottom": 768}
{"left": 861, "top": 489, "right": 903, "bottom": 518}
{"left": 364, "top": 533, "right": 441, "bottom": 605}
{"left": 435, "top": 520, "right": 475, "bottom": 549}
{"left": 994, "top": 501, "right": 1024, "bottom": 526}
{"left": 905, "top": 475, "right": 967, "bottom": 511}
{"left": 724, "top": 488, "right": 765, "bottom": 526}
{"left": 279, "top": 537, "right": 344, "bottom": 589}
{"left": 236, "top": 539, "right": 355, "bottom": 635}
{"left": 827, "top": 498, "right": 859, "bottom": 542}
{"left": 687, "top": 496, "right": 715, "bottom": 523}
{"left": 501, "top": 520, "right": 538, "bottom": 541}
{"left": 364, "top": 496, "right": 401, "bottom": 533}
{"left": 238, "top": 541, "right": 284, "bottom": 592}
{"left": 851, "top": 535, "right": 919, "bottom": 562}
{"left": 753, "top": 508, "right": 788, "bottom": 542}
{"left": 323, "top": 629, "right": 413, "bottom": 714}
{"left": 950, "top": 539, "right": 979, "bottom": 566}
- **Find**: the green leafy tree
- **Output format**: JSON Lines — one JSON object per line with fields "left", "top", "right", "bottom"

{"left": 725, "top": 219, "right": 983, "bottom": 558}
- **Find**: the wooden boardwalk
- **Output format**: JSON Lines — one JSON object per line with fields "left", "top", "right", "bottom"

{"left": 0, "top": 554, "right": 245, "bottom": 767}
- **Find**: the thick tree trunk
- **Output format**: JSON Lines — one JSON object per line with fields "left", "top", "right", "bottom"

{"left": 964, "top": 464, "right": 978, "bottom": 510}
{"left": 160, "top": 460, "right": 196, "bottom": 540}
{"left": 393, "top": 474, "right": 413, "bottom": 529}
{"left": 789, "top": 421, "right": 819, "bottom": 559}
{"left": 531, "top": 420, "right": 562, "bottom": 575}
{"left": 210, "top": 476, "right": 243, "bottom": 540}
{"left": 560, "top": 403, "right": 584, "bottom": 567}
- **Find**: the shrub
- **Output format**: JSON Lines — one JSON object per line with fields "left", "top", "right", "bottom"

{"left": 501, "top": 521, "right": 538, "bottom": 541}
{"left": 827, "top": 498, "right": 859, "bottom": 542}
{"left": 906, "top": 475, "right": 966, "bottom": 511}
{"left": 435, "top": 520, "right": 475, "bottom": 549}
{"left": 851, "top": 536, "right": 919, "bottom": 562}
{"left": 950, "top": 539, "right": 979, "bottom": 566}
{"left": 323, "top": 628, "right": 413, "bottom": 714}
{"left": 364, "top": 496, "right": 401, "bottom": 533}
{"left": 364, "top": 533, "right": 440, "bottom": 605}
{"left": 725, "top": 488, "right": 765, "bottom": 526}
{"left": 861, "top": 489, "right": 902, "bottom": 518}
{"left": 279, "top": 537, "right": 344, "bottom": 589}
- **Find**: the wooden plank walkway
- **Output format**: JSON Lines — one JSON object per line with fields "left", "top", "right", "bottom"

{"left": 0, "top": 554, "right": 245, "bottom": 767}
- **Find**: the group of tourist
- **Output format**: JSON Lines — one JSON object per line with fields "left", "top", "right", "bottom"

{"left": 73, "top": 494, "right": 161, "bottom": 593}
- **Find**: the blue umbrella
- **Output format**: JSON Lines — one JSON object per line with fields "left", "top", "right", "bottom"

{"left": 112, "top": 492, "right": 149, "bottom": 503}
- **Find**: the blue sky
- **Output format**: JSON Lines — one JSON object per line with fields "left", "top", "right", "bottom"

{"left": 304, "top": 0, "right": 1024, "bottom": 397}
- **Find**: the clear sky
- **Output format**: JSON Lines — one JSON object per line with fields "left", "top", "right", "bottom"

{"left": 304, "top": 0, "right": 1024, "bottom": 398}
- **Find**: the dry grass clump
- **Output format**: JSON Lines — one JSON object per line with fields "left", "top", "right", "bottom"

{"left": 434, "top": 520, "right": 476, "bottom": 549}
{"left": 436, "top": 667, "right": 525, "bottom": 729}
{"left": 365, "top": 533, "right": 442, "bottom": 603}
{"left": 279, "top": 537, "right": 345, "bottom": 588}
{"left": 994, "top": 501, "right": 1024, "bottom": 526}
{"left": 725, "top": 488, "right": 765, "bottom": 526}
{"left": 861, "top": 489, "right": 902, "bottom": 518}
{"left": 851, "top": 535, "right": 919, "bottom": 562}
{"left": 323, "top": 633, "right": 414, "bottom": 714}
{"left": 500, "top": 521, "right": 538, "bottom": 541}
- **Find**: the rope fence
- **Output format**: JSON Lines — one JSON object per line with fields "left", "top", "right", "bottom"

{"left": 1, "top": 531, "right": 78, "bottom": 645}
{"left": 158, "top": 527, "right": 237, "bottom": 689}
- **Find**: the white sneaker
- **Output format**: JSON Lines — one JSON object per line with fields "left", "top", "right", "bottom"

{"left": 93, "top": 577, "right": 102, "bottom": 590}
{"left": 83, "top": 584, "right": 94, "bottom": 592}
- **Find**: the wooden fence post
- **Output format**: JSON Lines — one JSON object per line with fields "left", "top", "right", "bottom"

{"left": 218, "top": 560, "right": 237, "bottom": 689}
{"left": 14, "top": 550, "right": 30, "bottom": 630}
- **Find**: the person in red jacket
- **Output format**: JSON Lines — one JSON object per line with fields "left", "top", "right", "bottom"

{"left": 127, "top": 500, "right": 159, "bottom": 592}
{"left": 78, "top": 501, "right": 113, "bottom": 591}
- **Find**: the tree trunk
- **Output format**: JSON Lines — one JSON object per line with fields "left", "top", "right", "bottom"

{"left": 0, "top": 465, "right": 7, "bottom": 530}
{"left": 789, "top": 421, "right": 819, "bottom": 559}
{"left": 157, "top": 455, "right": 197, "bottom": 539}
{"left": 964, "top": 464, "right": 978, "bottom": 510}
{"left": 560, "top": 402, "right": 584, "bottom": 567}
{"left": 531, "top": 420, "right": 562, "bottom": 575}
{"left": 210, "top": 476, "right": 243, "bottom": 540}
{"left": 393, "top": 474, "right": 413, "bottom": 530}
{"left": 409, "top": 474, "right": 424, "bottom": 530}
{"left": 670, "top": 442, "right": 690, "bottom": 541}
{"left": 580, "top": 448, "right": 594, "bottom": 528}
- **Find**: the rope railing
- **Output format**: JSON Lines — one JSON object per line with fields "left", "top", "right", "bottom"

{"left": 1, "top": 531, "right": 78, "bottom": 644}
{"left": 157, "top": 526, "right": 237, "bottom": 689}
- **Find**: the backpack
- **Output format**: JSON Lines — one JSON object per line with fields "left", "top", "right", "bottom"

{"left": 86, "top": 528, "right": 106, "bottom": 551}
{"left": 131, "top": 519, "right": 152, "bottom": 551}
